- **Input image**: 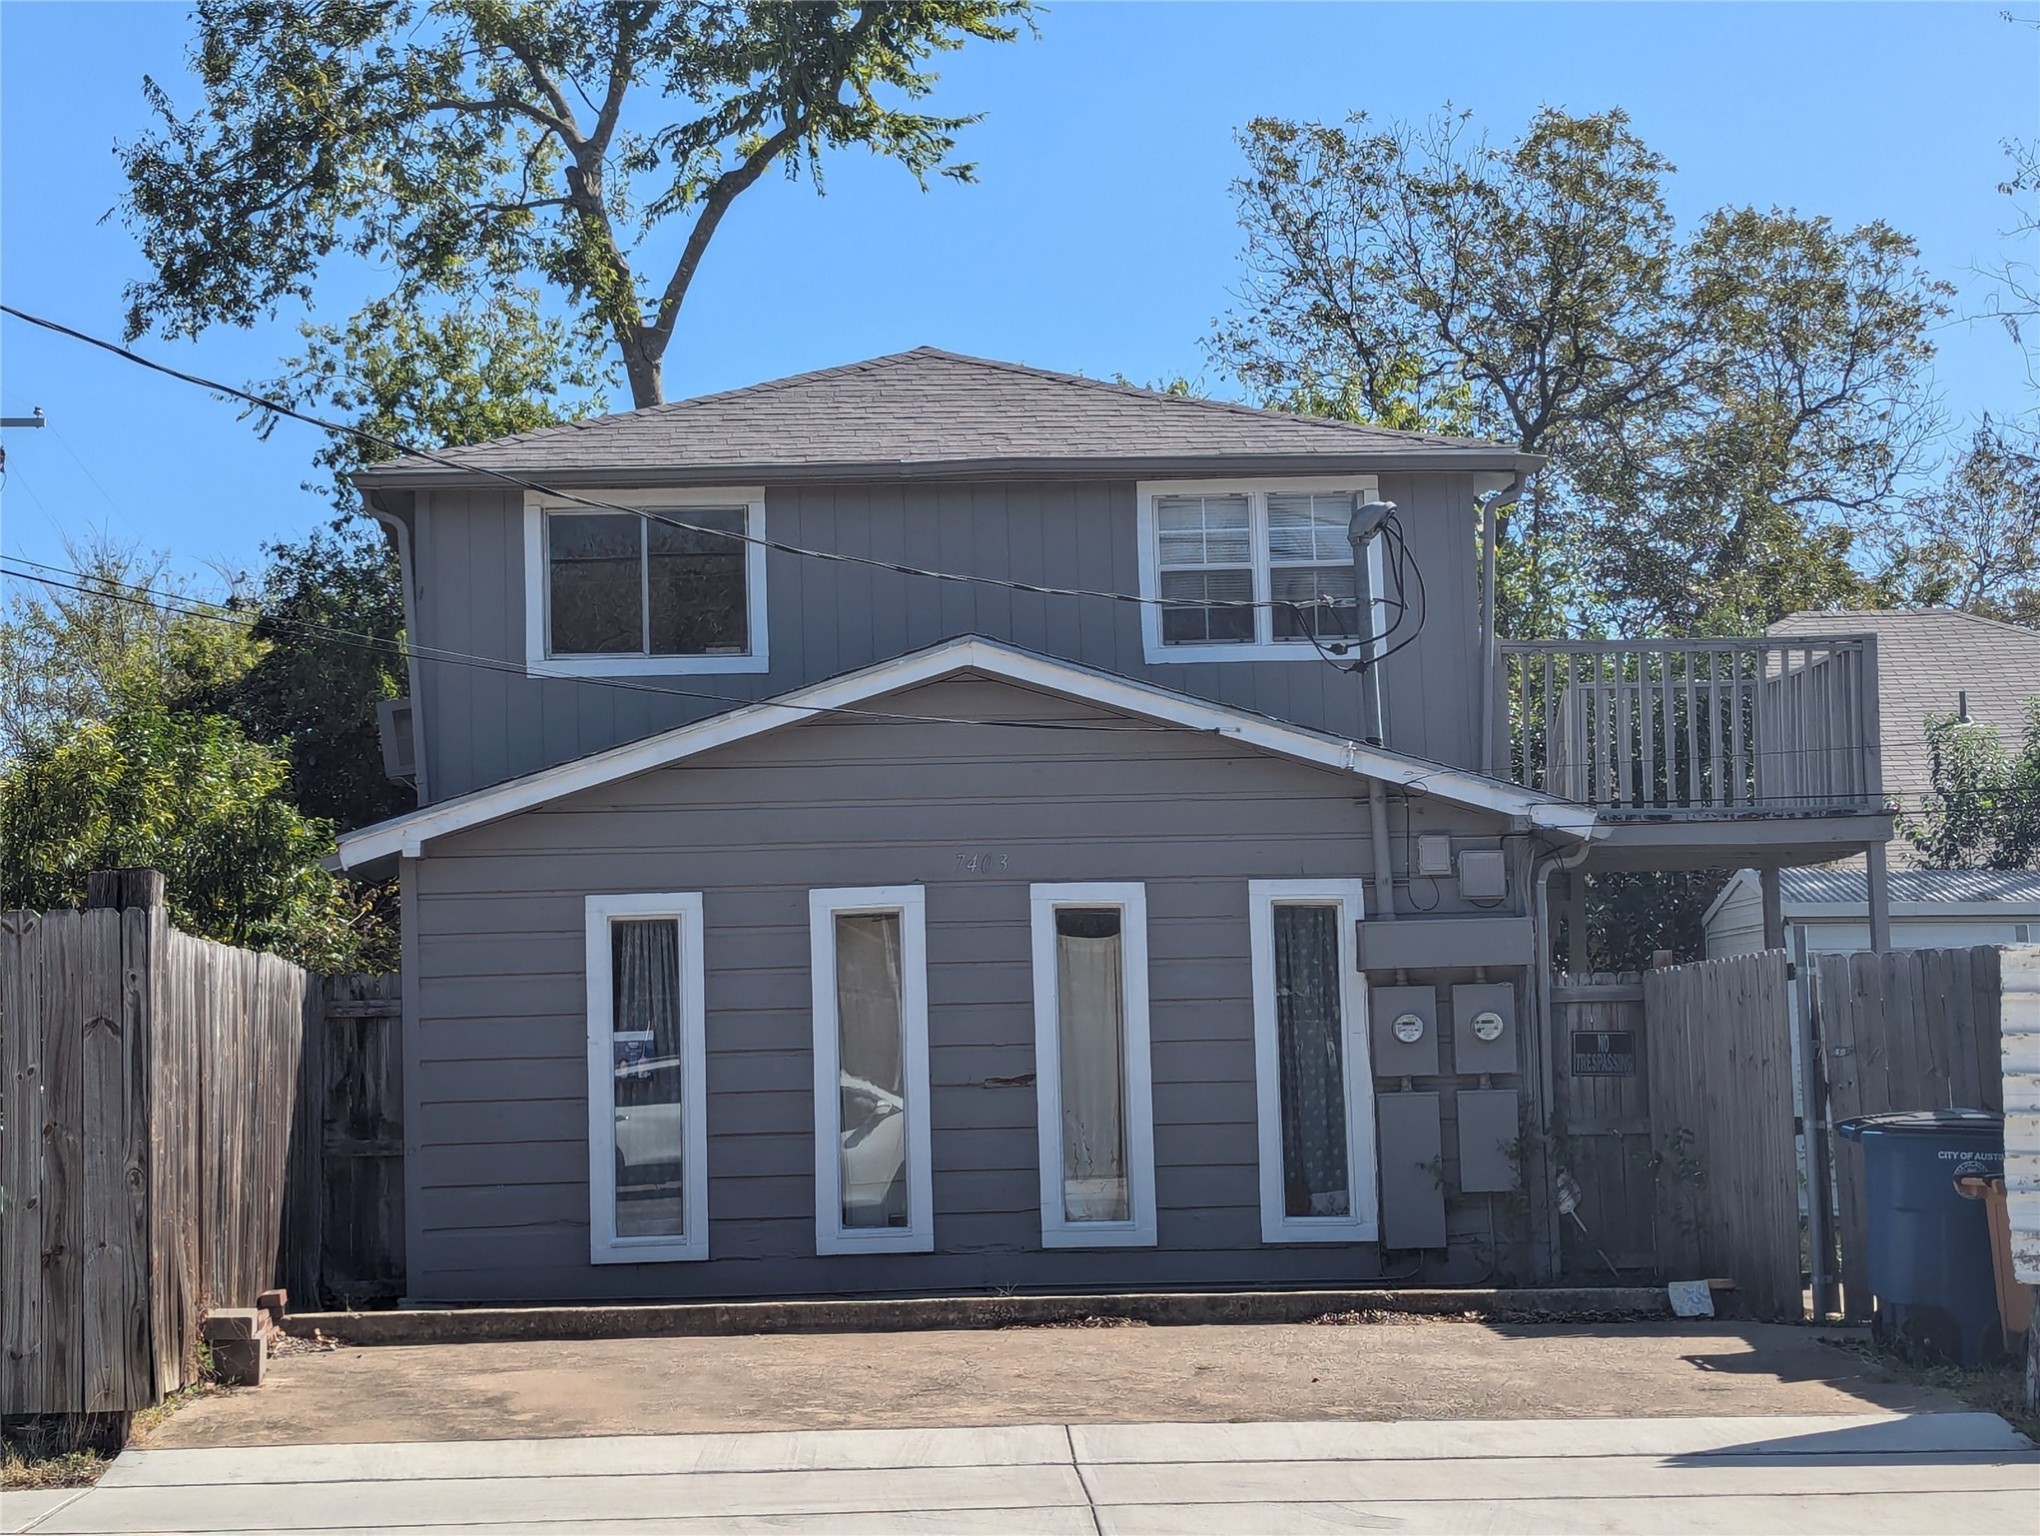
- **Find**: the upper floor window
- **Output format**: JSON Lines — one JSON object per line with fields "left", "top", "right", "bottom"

{"left": 1136, "top": 479, "right": 1379, "bottom": 664}
{"left": 523, "top": 489, "right": 769, "bottom": 675}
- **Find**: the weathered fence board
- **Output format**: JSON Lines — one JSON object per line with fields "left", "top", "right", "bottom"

{"left": 0, "top": 877, "right": 329, "bottom": 1414}
{"left": 1644, "top": 950, "right": 1802, "bottom": 1319}
{"left": 1813, "top": 945, "right": 2004, "bottom": 1320}
{"left": 1552, "top": 973, "right": 1656, "bottom": 1272}
{"left": 3, "top": 910, "right": 47, "bottom": 1410}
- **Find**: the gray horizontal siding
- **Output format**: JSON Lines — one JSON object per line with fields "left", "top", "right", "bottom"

{"left": 405, "top": 674, "right": 1527, "bottom": 1302}
{"left": 411, "top": 473, "right": 1487, "bottom": 803}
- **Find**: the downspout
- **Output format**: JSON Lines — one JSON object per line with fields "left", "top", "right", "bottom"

{"left": 365, "top": 490, "right": 429, "bottom": 807}
{"left": 1479, "top": 472, "right": 1531, "bottom": 778}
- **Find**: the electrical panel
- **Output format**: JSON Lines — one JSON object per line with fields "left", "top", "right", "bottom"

{"left": 1377, "top": 1091, "right": 1447, "bottom": 1248}
{"left": 1370, "top": 985, "right": 1439, "bottom": 1077}
{"left": 1456, "top": 849, "right": 1508, "bottom": 901}
{"left": 1452, "top": 982, "right": 1519, "bottom": 1075}
{"left": 1414, "top": 834, "right": 1454, "bottom": 877}
{"left": 1456, "top": 1088, "right": 1520, "bottom": 1193}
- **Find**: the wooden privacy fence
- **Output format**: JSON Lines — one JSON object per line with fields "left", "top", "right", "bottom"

{"left": 1643, "top": 950, "right": 1803, "bottom": 1320}
{"left": 1, "top": 871, "right": 402, "bottom": 1415}
{"left": 1810, "top": 945, "right": 2004, "bottom": 1320}
{"left": 282, "top": 973, "right": 405, "bottom": 1307}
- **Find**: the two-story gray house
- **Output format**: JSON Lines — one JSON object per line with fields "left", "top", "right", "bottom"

{"left": 336, "top": 348, "right": 1892, "bottom": 1303}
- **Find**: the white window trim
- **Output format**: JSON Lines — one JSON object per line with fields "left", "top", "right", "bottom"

{"left": 524, "top": 487, "right": 769, "bottom": 676}
{"left": 1136, "top": 477, "right": 1382, "bottom": 665}
{"left": 585, "top": 892, "right": 710, "bottom": 1264}
{"left": 1248, "top": 879, "right": 1380, "bottom": 1245}
{"left": 809, "top": 886, "right": 934, "bottom": 1256}
{"left": 1029, "top": 882, "right": 1158, "bottom": 1248}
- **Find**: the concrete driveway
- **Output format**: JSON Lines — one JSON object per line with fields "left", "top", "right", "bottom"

{"left": 11, "top": 1412, "right": 2035, "bottom": 1534}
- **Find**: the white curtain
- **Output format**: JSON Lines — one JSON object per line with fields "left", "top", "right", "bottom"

{"left": 834, "top": 912, "right": 907, "bottom": 1229}
{"left": 1056, "top": 910, "right": 1129, "bottom": 1222}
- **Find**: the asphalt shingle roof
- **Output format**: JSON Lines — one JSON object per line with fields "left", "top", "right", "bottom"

{"left": 1768, "top": 608, "right": 2040, "bottom": 805}
{"left": 358, "top": 347, "right": 1525, "bottom": 483}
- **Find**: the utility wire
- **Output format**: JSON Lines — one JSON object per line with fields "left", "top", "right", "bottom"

{"left": 0, "top": 561, "right": 1188, "bottom": 736}
{"left": 0, "top": 304, "right": 1421, "bottom": 655}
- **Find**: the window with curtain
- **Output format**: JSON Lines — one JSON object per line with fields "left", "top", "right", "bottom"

{"left": 1055, "top": 907, "right": 1130, "bottom": 1223}
{"left": 548, "top": 507, "right": 750, "bottom": 657}
{"left": 809, "top": 886, "right": 931, "bottom": 1255}
{"left": 609, "top": 916, "right": 686, "bottom": 1239}
{"left": 1031, "top": 883, "right": 1155, "bottom": 1247}
{"left": 1249, "top": 880, "right": 1376, "bottom": 1244}
{"left": 1271, "top": 904, "right": 1349, "bottom": 1217}
{"left": 833, "top": 911, "right": 908, "bottom": 1231}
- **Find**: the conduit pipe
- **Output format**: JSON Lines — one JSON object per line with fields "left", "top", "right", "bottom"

{"left": 1369, "top": 777, "right": 1398, "bottom": 923}
{"left": 1479, "top": 472, "right": 1531, "bottom": 778}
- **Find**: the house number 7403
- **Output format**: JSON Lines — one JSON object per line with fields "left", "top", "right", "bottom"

{"left": 955, "top": 850, "right": 1009, "bottom": 874}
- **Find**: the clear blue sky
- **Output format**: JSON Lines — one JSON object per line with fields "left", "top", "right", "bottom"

{"left": 3, "top": 2, "right": 2033, "bottom": 586}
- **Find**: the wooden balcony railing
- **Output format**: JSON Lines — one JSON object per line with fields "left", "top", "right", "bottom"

{"left": 1497, "top": 635, "right": 1883, "bottom": 816}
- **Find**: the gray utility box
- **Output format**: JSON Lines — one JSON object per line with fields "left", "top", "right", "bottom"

{"left": 1452, "top": 982, "right": 1519, "bottom": 1076}
{"left": 1377, "top": 1091, "right": 1447, "bottom": 1248}
{"left": 1370, "top": 985, "right": 1439, "bottom": 1078}
{"left": 1456, "top": 1088, "right": 1521, "bottom": 1192}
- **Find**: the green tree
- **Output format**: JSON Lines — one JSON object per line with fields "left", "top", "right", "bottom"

{"left": 120, "top": 0, "right": 1030, "bottom": 409}
{"left": 0, "top": 549, "right": 391, "bottom": 969}
{"left": 218, "top": 525, "right": 413, "bottom": 832}
{"left": 1875, "top": 421, "right": 2040, "bottom": 626}
{"left": 1904, "top": 702, "right": 2040, "bottom": 871}
{"left": 1214, "top": 106, "right": 1950, "bottom": 637}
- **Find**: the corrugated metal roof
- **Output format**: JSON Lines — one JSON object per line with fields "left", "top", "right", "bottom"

{"left": 357, "top": 347, "right": 1529, "bottom": 482}
{"left": 1780, "top": 866, "right": 2040, "bottom": 906}
{"left": 1769, "top": 608, "right": 2040, "bottom": 804}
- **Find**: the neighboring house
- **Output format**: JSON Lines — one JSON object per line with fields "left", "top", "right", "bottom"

{"left": 1766, "top": 607, "right": 2040, "bottom": 830}
{"left": 335, "top": 348, "right": 1892, "bottom": 1304}
{"left": 1705, "top": 868, "right": 2040, "bottom": 960}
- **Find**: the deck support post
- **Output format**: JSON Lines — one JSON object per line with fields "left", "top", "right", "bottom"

{"left": 1564, "top": 874, "right": 1589, "bottom": 977}
{"left": 1760, "top": 867, "right": 1785, "bottom": 951}
{"left": 1864, "top": 840, "right": 1892, "bottom": 952}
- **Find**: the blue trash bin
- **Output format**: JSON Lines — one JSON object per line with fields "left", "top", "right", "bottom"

{"left": 1834, "top": 1108, "right": 2006, "bottom": 1366}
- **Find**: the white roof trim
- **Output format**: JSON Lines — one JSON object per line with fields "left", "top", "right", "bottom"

{"left": 336, "top": 637, "right": 1597, "bottom": 868}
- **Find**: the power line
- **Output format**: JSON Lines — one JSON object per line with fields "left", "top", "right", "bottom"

{"left": 0, "top": 304, "right": 1421, "bottom": 655}
{"left": 0, "top": 559, "right": 1186, "bottom": 737}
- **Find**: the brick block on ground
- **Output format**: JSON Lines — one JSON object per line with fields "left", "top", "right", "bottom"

{"left": 209, "top": 1334, "right": 267, "bottom": 1387}
{"left": 257, "top": 1289, "right": 288, "bottom": 1327}
{"left": 201, "top": 1308, "right": 262, "bottom": 1342}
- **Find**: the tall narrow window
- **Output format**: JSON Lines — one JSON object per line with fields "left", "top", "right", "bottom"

{"left": 585, "top": 893, "right": 709, "bottom": 1264}
{"left": 1249, "top": 880, "right": 1378, "bottom": 1244}
{"left": 1030, "top": 883, "right": 1156, "bottom": 1247}
{"left": 810, "top": 887, "right": 932, "bottom": 1255}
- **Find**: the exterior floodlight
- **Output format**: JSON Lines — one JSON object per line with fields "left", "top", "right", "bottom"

{"left": 1347, "top": 499, "right": 1396, "bottom": 553}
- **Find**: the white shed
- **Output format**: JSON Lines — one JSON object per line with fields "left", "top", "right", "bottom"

{"left": 1704, "top": 867, "right": 2040, "bottom": 960}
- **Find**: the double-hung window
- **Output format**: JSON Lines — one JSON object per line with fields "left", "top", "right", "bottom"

{"left": 810, "top": 887, "right": 933, "bottom": 1255}
{"left": 1248, "top": 881, "right": 1378, "bottom": 1244}
{"left": 585, "top": 893, "right": 710, "bottom": 1264}
{"left": 1029, "top": 883, "right": 1157, "bottom": 1247}
{"left": 1137, "top": 479, "right": 1381, "bottom": 662}
{"left": 525, "top": 489, "right": 768, "bottom": 675}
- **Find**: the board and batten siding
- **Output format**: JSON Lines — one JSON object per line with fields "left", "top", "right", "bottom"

{"left": 406, "top": 473, "right": 1489, "bottom": 804}
{"left": 403, "top": 674, "right": 1518, "bottom": 1301}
